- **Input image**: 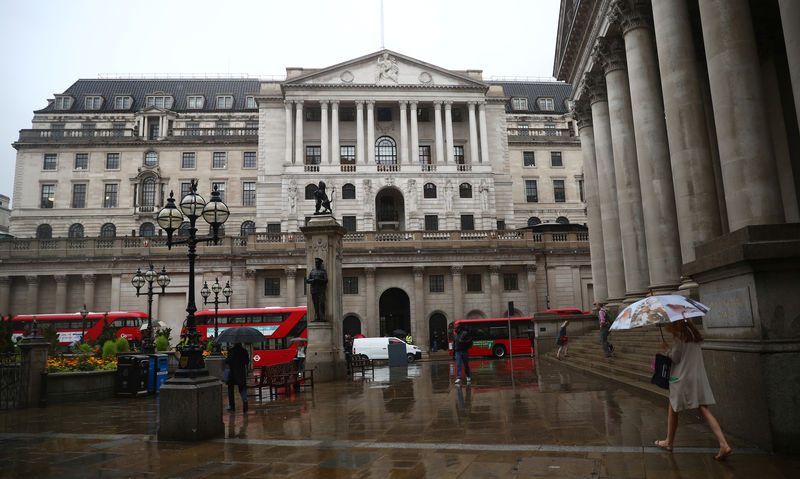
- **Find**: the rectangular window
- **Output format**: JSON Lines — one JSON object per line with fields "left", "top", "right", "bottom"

{"left": 114, "top": 96, "right": 132, "bottom": 109}
{"left": 551, "top": 151, "right": 563, "bottom": 167}
{"left": 525, "top": 180, "right": 538, "bottom": 203}
{"left": 503, "top": 273, "right": 518, "bottom": 291}
{"left": 339, "top": 107, "right": 355, "bottom": 121}
{"left": 187, "top": 96, "right": 204, "bottom": 109}
{"left": 538, "top": 97, "right": 555, "bottom": 111}
{"left": 212, "top": 152, "right": 227, "bottom": 169}
{"left": 453, "top": 145, "right": 465, "bottom": 164}
{"left": 55, "top": 97, "right": 72, "bottom": 110}
{"left": 497, "top": 220, "right": 506, "bottom": 230}
{"left": 72, "top": 184, "right": 87, "bottom": 208}
{"left": 106, "top": 153, "right": 119, "bottom": 170}
{"left": 523, "top": 151, "right": 535, "bottom": 167}
{"left": 553, "top": 180, "right": 566, "bottom": 202}
{"left": 429, "top": 275, "right": 444, "bottom": 293}
{"left": 466, "top": 274, "right": 482, "bottom": 292}
{"left": 181, "top": 182, "right": 192, "bottom": 199}
{"left": 267, "top": 223, "right": 281, "bottom": 233}
{"left": 511, "top": 97, "right": 528, "bottom": 110}
{"left": 243, "top": 151, "right": 257, "bottom": 168}
{"left": 74, "top": 153, "right": 88, "bottom": 170}
{"left": 84, "top": 96, "right": 102, "bottom": 110}
{"left": 343, "top": 277, "right": 359, "bottom": 294}
{"left": 377, "top": 107, "right": 392, "bottom": 122}
{"left": 146, "top": 96, "right": 173, "bottom": 109}
{"left": 43, "top": 154, "right": 57, "bottom": 170}
{"left": 104, "top": 183, "right": 118, "bottom": 208}
{"left": 340, "top": 146, "right": 355, "bottom": 164}
{"left": 305, "top": 146, "right": 321, "bottom": 165}
{"left": 305, "top": 108, "right": 321, "bottom": 121}
{"left": 424, "top": 215, "right": 439, "bottom": 231}
{"left": 242, "top": 182, "right": 256, "bottom": 206}
{"left": 419, "top": 145, "right": 432, "bottom": 165}
{"left": 460, "top": 214, "right": 475, "bottom": 231}
{"left": 246, "top": 96, "right": 256, "bottom": 109}
{"left": 342, "top": 215, "right": 357, "bottom": 232}
{"left": 41, "top": 184, "right": 55, "bottom": 208}
{"left": 264, "top": 278, "right": 280, "bottom": 296}
{"left": 182, "top": 152, "right": 195, "bottom": 169}
{"left": 579, "top": 179, "right": 585, "bottom": 202}
{"left": 212, "top": 182, "right": 226, "bottom": 203}
{"left": 216, "top": 95, "right": 233, "bottom": 109}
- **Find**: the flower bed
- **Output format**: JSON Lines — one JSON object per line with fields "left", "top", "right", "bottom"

{"left": 47, "top": 355, "right": 117, "bottom": 373}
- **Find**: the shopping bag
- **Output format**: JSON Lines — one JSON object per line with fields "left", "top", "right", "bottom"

{"left": 650, "top": 353, "right": 671, "bottom": 389}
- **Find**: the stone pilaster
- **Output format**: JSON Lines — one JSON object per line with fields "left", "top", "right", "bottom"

{"left": 0, "top": 277, "right": 9, "bottom": 314}
{"left": 82, "top": 274, "right": 96, "bottom": 311}
{"left": 25, "top": 275, "right": 39, "bottom": 314}
{"left": 245, "top": 268, "right": 257, "bottom": 307}
{"left": 54, "top": 274, "right": 68, "bottom": 313}
{"left": 525, "top": 265, "right": 537, "bottom": 314}
{"left": 365, "top": 267, "right": 377, "bottom": 337}
{"left": 413, "top": 266, "right": 425, "bottom": 346}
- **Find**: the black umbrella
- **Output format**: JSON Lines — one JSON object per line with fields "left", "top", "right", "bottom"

{"left": 213, "top": 326, "right": 266, "bottom": 344}
{"left": 393, "top": 329, "right": 406, "bottom": 337}
{"left": 289, "top": 337, "right": 307, "bottom": 344}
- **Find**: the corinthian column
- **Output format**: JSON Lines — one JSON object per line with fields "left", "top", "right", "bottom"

{"left": 284, "top": 101, "right": 294, "bottom": 164}
{"left": 54, "top": 275, "right": 68, "bottom": 313}
{"left": 331, "top": 101, "right": 340, "bottom": 164}
{"left": 596, "top": 36, "right": 649, "bottom": 298}
{"left": 0, "top": 277, "right": 10, "bottom": 314}
{"left": 698, "top": 0, "right": 784, "bottom": 230}
{"left": 410, "top": 102, "right": 420, "bottom": 165}
{"left": 478, "top": 102, "right": 489, "bottom": 163}
{"left": 285, "top": 267, "right": 297, "bottom": 307}
{"left": 413, "top": 267, "right": 425, "bottom": 344}
{"left": 399, "top": 101, "right": 409, "bottom": 164}
{"left": 82, "top": 274, "right": 96, "bottom": 311}
{"left": 366, "top": 101, "right": 375, "bottom": 165}
{"left": 525, "top": 265, "right": 537, "bottom": 313}
{"left": 445, "top": 102, "right": 455, "bottom": 164}
{"left": 26, "top": 275, "right": 39, "bottom": 314}
{"left": 294, "top": 101, "right": 304, "bottom": 166}
{"left": 245, "top": 269, "right": 257, "bottom": 307}
{"left": 611, "top": 0, "right": 681, "bottom": 291}
{"left": 434, "top": 102, "right": 444, "bottom": 164}
{"left": 356, "top": 101, "right": 365, "bottom": 165}
{"left": 320, "top": 101, "right": 329, "bottom": 164}
{"left": 468, "top": 102, "right": 479, "bottom": 164}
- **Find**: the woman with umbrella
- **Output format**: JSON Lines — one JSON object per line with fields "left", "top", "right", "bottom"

{"left": 225, "top": 342, "right": 249, "bottom": 412}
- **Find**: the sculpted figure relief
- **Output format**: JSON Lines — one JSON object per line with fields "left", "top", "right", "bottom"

{"left": 376, "top": 53, "right": 399, "bottom": 83}
{"left": 288, "top": 180, "right": 297, "bottom": 213}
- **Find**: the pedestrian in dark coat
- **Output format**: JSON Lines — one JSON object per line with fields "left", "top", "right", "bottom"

{"left": 226, "top": 343, "right": 249, "bottom": 412}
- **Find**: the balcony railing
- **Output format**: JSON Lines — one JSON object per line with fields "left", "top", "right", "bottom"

{"left": 507, "top": 127, "right": 573, "bottom": 137}
{"left": 17, "top": 128, "right": 137, "bottom": 142}
{"left": 171, "top": 128, "right": 257, "bottom": 137}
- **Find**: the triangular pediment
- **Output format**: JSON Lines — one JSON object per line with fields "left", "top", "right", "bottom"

{"left": 283, "top": 50, "right": 487, "bottom": 89}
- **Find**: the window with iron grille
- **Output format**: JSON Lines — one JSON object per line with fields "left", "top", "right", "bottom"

{"left": 497, "top": 220, "right": 506, "bottom": 230}
{"left": 503, "top": 273, "right": 518, "bottom": 291}
{"left": 243, "top": 182, "right": 256, "bottom": 206}
{"left": 72, "top": 184, "right": 87, "bottom": 208}
{"left": 553, "top": 180, "right": 566, "bottom": 202}
{"left": 68, "top": 223, "right": 85, "bottom": 238}
{"left": 342, "top": 216, "right": 357, "bottom": 232}
{"left": 264, "top": 278, "right": 280, "bottom": 296}
{"left": 267, "top": 223, "right": 281, "bottom": 233}
{"left": 305, "top": 184, "right": 317, "bottom": 200}
{"left": 375, "top": 136, "right": 397, "bottom": 165}
{"left": 240, "top": 221, "right": 256, "bottom": 236}
{"left": 104, "top": 184, "right": 118, "bottom": 208}
{"left": 106, "top": 153, "right": 119, "bottom": 170}
{"left": 243, "top": 151, "right": 257, "bottom": 168}
{"left": 429, "top": 274, "right": 444, "bottom": 293}
{"left": 523, "top": 151, "right": 535, "bottom": 167}
{"left": 212, "top": 152, "right": 227, "bottom": 169}
{"left": 466, "top": 274, "right": 482, "bottom": 292}
{"left": 525, "top": 180, "right": 538, "bottom": 202}
{"left": 182, "top": 152, "right": 195, "bottom": 169}
{"left": 43, "top": 154, "right": 57, "bottom": 170}
{"left": 343, "top": 276, "right": 359, "bottom": 294}
{"left": 342, "top": 183, "right": 356, "bottom": 199}
{"left": 551, "top": 151, "right": 563, "bottom": 167}
{"left": 461, "top": 214, "right": 474, "bottom": 231}
{"left": 41, "top": 184, "right": 54, "bottom": 208}
{"left": 142, "top": 178, "right": 156, "bottom": 206}
{"left": 74, "top": 153, "right": 88, "bottom": 170}
{"left": 100, "top": 223, "right": 116, "bottom": 237}
{"left": 424, "top": 215, "right": 439, "bottom": 231}
{"left": 305, "top": 146, "right": 321, "bottom": 165}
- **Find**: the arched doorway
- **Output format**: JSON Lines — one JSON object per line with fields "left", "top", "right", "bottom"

{"left": 429, "top": 313, "right": 447, "bottom": 350}
{"left": 375, "top": 187, "right": 405, "bottom": 231}
{"left": 379, "top": 288, "right": 410, "bottom": 337}
{"left": 343, "top": 315, "right": 361, "bottom": 338}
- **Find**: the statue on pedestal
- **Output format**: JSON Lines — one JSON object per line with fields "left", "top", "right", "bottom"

{"left": 314, "top": 181, "right": 332, "bottom": 215}
{"left": 306, "top": 257, "right": 328, "bottom": 321}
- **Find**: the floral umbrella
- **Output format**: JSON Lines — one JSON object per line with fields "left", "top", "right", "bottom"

{"left": 610, "top": 295, "right": 710, "bottom": 331}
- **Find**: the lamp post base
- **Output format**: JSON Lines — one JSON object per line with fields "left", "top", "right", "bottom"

{"left": 158, "top": 374, "right": 223, "bottom": 441}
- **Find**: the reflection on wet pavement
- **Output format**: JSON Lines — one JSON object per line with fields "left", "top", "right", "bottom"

{"left": 1, "top": 358, "right": 797, "bottom": 478}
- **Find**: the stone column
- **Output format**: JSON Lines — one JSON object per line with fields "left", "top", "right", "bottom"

{"left": 399, "top": 101, "right": 409, "bottom": 164}
{"left": 698, "top": 0, "right": 784, "bottom": 230}
{"left": 54, "top": 275, "right": 68, "bottom": 313}
{"left": 468, "top": 102, "right": 479, "bottom": 165}
{"left": 574, "top": 98, "right": 608, "bottom": 301}
{"left": 651, "top": 0, "right": 722, "bottom": 263}
{"left": 19, "top": 337, "right": 49, "bottom": 408}
{"left": 779, "top": 0, "right": 800, "bottom": 132}
{"left": 320, "top": 101, "right": 329, "bottom": 165}
{"left": 245, "top": 269, "right": 257, "bottom": 307}
{"left": 366, "top": 101, "right": 375, "bottom": 165}
{"left": 82, "top": 274, "right": 96, "bottom": 310}
{"left": 451, "top": 265, "right": 463, "bottom": 321}
{"left": 284, "top": 101, "right": 294, "bottom": 164}
{"left": 410, "top": 102, "right": 420, "bottom": 165}
{"left": 478, "top": 102, "right": 490, "bottom": 164}
{"left": 365, "top": 267, "right": 377, "bottom": 337}
{"left": 434, "top": 101, "right": 445, "bottom": 164}
{"left": 611, "top": 0, "right": 681, "bottom": 291}
{"left": 586, "top": 73, "right": 626, "bottom": 301}
{"left": 525, "top": 265, "right": 537, "bottom": 314}
{"left": 596, "top": 36, "right": 650, "bottom": 298}
{"left": 445, "top": 102, "right": 455, "bottom": 164}
{"left": 413, "top": 266, "right": 425, "bottom": 346}
{"left": 355, "top": 101, "right": 365, "bottom": 165}
{"left": 285, "top": 267, "right": 297, "bottom": 308}
{"left": 0, "top": 277, "right": 9, "bottom": 314}
{"left": 26, "top": 275, "right": 39, "bottom": 314}
{"left": 489, "top": 265, "right": 501, "bottom": 318}
{"left": 294, "top": 100, "right": 304, "bottom": 166}
{"left": 330, "top": 101, "right": 340, "bottom": 164}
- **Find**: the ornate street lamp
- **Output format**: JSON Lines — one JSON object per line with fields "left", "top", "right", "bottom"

{"left": 79, "top": 304, "right": 89, "bottom": 343}
{"left": 157, "top": 180, "right": 229, "bottom": 376}
{"left": 200, "top": 277, "right": 232, "bottom": 355}
{"left": 132, "top": 264, "right": 170, "bottom": 353}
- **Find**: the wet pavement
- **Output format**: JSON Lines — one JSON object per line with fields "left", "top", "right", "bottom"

{"left": 1, "top": 358, "right": 797, "bottom": 478}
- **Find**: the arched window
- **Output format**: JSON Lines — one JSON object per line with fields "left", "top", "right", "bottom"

{"left": 142, "top": 177, "right": 157, "bottom": 206}
{"left": 527, "top": 217, "right": 542, "bottom": 226}
{"left": 209, "top": 224, "right": 225, "bottom": 237}
{"left": 68, "top": 223, "right": 84, "bottom": 238}
{"left": 144, "top": 151, "right": 158, "bottom": 166}
{"left": 100, "top": 223, "right": 116, "bottom": 237}
{"left": 140, "top": 222, "right": 155, "bottom": 237}
{"left": 178, "top": 221, "right": 191, "bottom": 237}
{"left": 342, "top": 183, "right": 356, "bottom": 199}
{"left": 459, "top": 183, "right": 472, "bottom": 198}
{"left": 375, "top": 136, "right": 397, "bottom": 165}
{"left": 305, "top": 183, "right": 317, "bottom": 200}
{"left": 556, "top": 216, "right": 570, "bottom": 224}
{"left": 240, "top": 220, "right": 256, "bottom": 235}
{"left": 36, "top": 224, "right": 52, "bottom": 239}
{"left": 424, "top": 183, "right": 437, "bottom": 198}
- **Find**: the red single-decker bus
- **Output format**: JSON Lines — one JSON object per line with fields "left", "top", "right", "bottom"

{"left": 9, "top": 311, "right": 148, "bottom": 345}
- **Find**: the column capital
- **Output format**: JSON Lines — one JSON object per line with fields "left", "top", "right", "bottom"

{"left": 330, "top": 100, "right": 339, "bottom": 107}
{"left": 444, "top": 101, "right": 453, "bottom": 108}
{"left": 478, "top": 102, "right": 486, "bottom": 110}
{"left": 366, "top": 100, "right": 375, "bottom": 107}
{"left": 488, "top": 265, "right": 501, "bottom": 274}
{"left": 593, "top": 36, "right": 627, "bottom": 74}
{"left": 583, "top": 71, "right": 608, "bottom": 104}
{"left": 608, "top": 0, "right": 652, "bottom": 34}
{"left": 319, "top": 100, "right": 329, "bottom": 107}
{"left": 294, "top": 100, "right": 304, "bottom": 106}
{"left": 467, "top": 100, "right": 478, "bottom": 106}
{"left": 54, "top": 274, "right": 68, "bottom": 283}
{"left": 365, "top": 266, "right": 376, "bottom": 277}
{"left": 413, "top": 266, "right": 425, "bottom": 278}
{"left": 284, "top": 100, "right": 293, "bottom": 108}
{"left": 433, "top": 101, "right": 442, "bottom": 109}
{"left": 572, "top": 97, "right": 593, "bottom": 129}
{"left": 355, "top": 100, "right": 365, "bottom": 106}
{"left": 245, "top": 268, "right": 257, "bottom": 279}
{"left": 82, "top": 274, "right": 96, "bottom": 284}
{"left": 25, "top": 275, "right": 39, "bottom": 285}
{"left": 450, "top": 265, "right": 463, "bottom": 275}
{"left": 398, "top": 100, "right": 408, "bottom": 107}
{"left": 526, "top": 264, "right": 537, "bottom": 273}
{"left": 409, "top": 101, "right": 418, "bottom": 108}
{"left": 285, "top": 266, "right": 297, "bottom": 279}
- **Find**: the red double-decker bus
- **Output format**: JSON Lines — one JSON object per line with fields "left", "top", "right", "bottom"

{"left": 448, "top": 317, "right": 534, "bottom": 358}
{"left": 9, "top": 311, "right": 148, "bottom": 345}
{"left": 192, "top": 306, "right": 308, "bottom": 366}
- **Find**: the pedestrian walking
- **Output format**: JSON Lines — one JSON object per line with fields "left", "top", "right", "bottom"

{"left": 453, "top": 324, "right": 472, "bottom": 384}
{"left": 655, "top": 319, "right": 732, "bottom": 461}
{"left": 225, "top": 342, "right": 249, "bottom": 412}
{"left": 344, "top": 334, "right": 353, "bottom": 374}
{"left": 598, "top": 302, "right": 613, "bottom": 357}
{"left": 555, "top": 320, "right": 569, "bottom": 360}
{"left": 432, "top": 330, "right": 439, "bottom": 352}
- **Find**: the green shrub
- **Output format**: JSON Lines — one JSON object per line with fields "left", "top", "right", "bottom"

{"left": 102, "top": 340, "right": 117, "bottom": 359}
{"left": 116, "top": 336, "right": 130, "bottom": 353}
{"left": 155, "top": 335, "right": 169, "bottom": 352}
{"left": 78, "top": 343, "right": 93, "bottom": 355}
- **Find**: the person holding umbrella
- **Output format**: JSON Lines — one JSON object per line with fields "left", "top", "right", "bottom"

{"left": 225, "top": 342, "right": 249, "bottom": 412}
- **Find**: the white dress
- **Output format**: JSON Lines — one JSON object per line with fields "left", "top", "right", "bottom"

{"left": 665, "top": 339, "right": 716, "bottom": 412}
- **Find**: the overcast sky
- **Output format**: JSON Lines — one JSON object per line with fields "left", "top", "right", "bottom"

{"left": 0, "top": 0, "right": 561, "bottom": 203}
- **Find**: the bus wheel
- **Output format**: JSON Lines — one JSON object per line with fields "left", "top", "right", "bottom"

{"left": 493, "top": 345, "right": 506, "bottom": 358}
{"left": 407, "top": 353, "right": 416, "bottom": 363}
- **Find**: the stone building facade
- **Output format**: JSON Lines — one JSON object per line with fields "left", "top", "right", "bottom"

{"left": 554, "top": 0, "right": 800, "bottom": 453}
{"left": 4, "top": 50, "right": 590, "bottom": 349}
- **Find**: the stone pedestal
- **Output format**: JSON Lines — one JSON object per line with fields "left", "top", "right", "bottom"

{"left": 204, "top": 356, "right": 226, "bottom": 382}
{"left": 306, "top": 321, "right": 344, "bottom": 382}
{"left": 19, "top": 337, "right": 49, "bottom": 408}
{"left": 158, "top": 374, "right": 223, "bottom": 441}
{"left": 684, "top": 224, "right": 800, "bottom": 454}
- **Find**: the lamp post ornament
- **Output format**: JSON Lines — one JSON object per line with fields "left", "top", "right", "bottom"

{"left": 156, "top": 179, "right": 229, "bottom": 376}
{"left": 79, "top": 304, "right": 89, "bottom": 344}
{"left": 131, "top": 263, "right": 170, "bottom": 354}
{"left": 201, "top": 277, "right": 232, "bottom": 355}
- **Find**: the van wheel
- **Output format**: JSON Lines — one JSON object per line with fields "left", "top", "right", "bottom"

{"left": 407, "top": 353, "right": 416, "bottom": 363}
{"left": 493, "top": 345, "right": 506, "bottom": 358}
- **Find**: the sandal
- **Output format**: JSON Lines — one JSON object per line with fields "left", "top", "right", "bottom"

{"left": 654, "top": 440, "right": 673, "bottom": 452}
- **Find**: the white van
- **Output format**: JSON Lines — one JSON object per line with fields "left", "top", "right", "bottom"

{"left": 352, "top": 337, "right": 423, "bottom": 363}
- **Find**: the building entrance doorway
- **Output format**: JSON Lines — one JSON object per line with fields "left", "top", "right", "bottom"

{"left": 343, "top": 315, "right": 361, "bottom": 342}
{"left": 429, "top": 313, "right": 447, "bottom": 351}
{"left": 378, "top": 288, "right": 410, "bottom": 337}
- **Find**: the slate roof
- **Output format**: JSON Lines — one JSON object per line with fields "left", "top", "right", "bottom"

{"left": 35, "top": 79, "right": 260, "bottom": 114}
{"left": 491, "top": 81, "right": 573, "bottom": 114}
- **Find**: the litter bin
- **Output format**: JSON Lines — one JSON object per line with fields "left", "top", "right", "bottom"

{"left": 387, "top": 341, "right": 407, "bottom": 367}
{"left": 115, "top": 354, "right": 149, "bottom": 397}
{"left": 148, "top": 354, "right": 169, "bottom": 394}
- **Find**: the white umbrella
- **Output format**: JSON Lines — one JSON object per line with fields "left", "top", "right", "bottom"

{"left": 610, "top": 295, "right": 709, "bottom": 331}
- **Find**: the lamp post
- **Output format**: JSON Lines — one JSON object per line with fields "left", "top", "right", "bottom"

{"left": 79, "top": 304, "right": 89, "bottom": 343}
{"left": 200, "top": 277, "right": 232, "bottom": 355}
{"left": 132, "top": 264, "right": 170, "bottom": 354}
{"left": 156, "top": 180, "right": 229, "bottom": 376}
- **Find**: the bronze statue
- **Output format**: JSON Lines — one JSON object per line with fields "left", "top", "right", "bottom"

{"left": 306, "top": 257, "right": 328, "bottom": 321}
{"left": 314, "top": 181, "right": 332, "bottom": 215}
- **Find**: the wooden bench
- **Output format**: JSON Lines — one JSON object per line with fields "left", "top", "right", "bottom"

{"left": 350, "top": 354, "right": 374, "bottom": 376}
{"left": 247, "top": 361, "right": 313, "bottom": 400}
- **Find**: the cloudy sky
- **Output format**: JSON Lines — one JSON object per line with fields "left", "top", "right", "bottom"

{"left": 0, "top": 0, "right": 562, "bottom": 203}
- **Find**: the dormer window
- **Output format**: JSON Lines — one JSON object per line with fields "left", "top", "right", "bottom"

{"left": 146, "top": 95, "right": 173, "bottom": 109}
{"left": 84, "top": 96, "right": 103, "bottom": 110}
{"left": 217, "top": 95, "right": 234, "bottom": 109}
{"left": 187, "top": 95, "right": 204, "bottom": 109}
{"left": 511, "top": 97, "right": 528, "bottom": 111}
{"left": 246, "top": 96, "right": 256, "bottom": 109}
{"left": 114, "top": 96, "right": 132, "bottom": 109}
{"left": 55, "top": 96, "right": 73, "bottom": 110}
{"left": 538, "top": 97, "right": 555, "bottom": 111}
